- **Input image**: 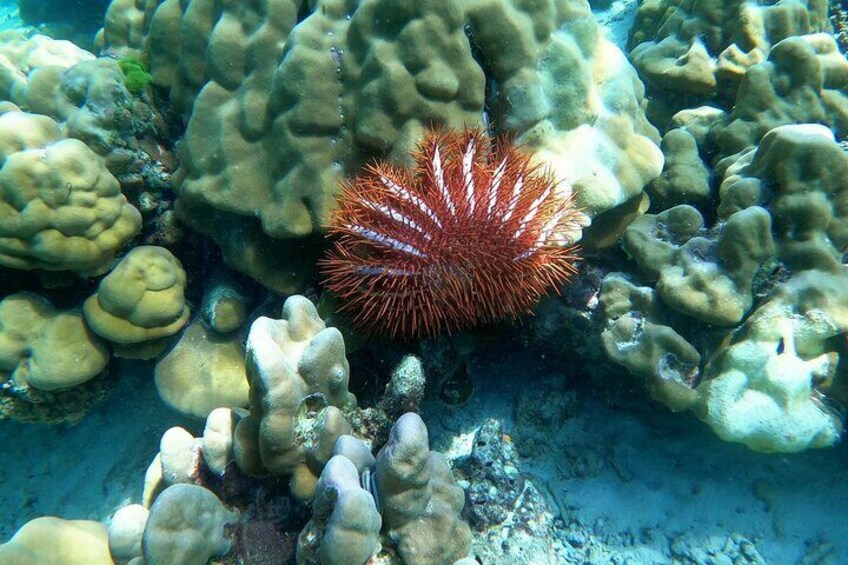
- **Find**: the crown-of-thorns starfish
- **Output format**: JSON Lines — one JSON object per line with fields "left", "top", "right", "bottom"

{"left": 320, "top": 127, "right": 582, "bottom": 338}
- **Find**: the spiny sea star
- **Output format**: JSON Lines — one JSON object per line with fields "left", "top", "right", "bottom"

{"left": 320, "top": 127, "right": 582, "bottom": 338}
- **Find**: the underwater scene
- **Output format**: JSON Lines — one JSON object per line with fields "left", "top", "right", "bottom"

{"left": 0, "top": 0, "right": 847, "bottom": 563}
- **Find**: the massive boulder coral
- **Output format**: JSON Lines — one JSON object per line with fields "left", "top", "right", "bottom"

{"left": 711, "top": 34, "right": 848, "bottom": 157}
{"left": 83, "top": 245, "right": 190, "bottom": 359}
{"left": 0, "top": 31, "right": 167, "bottom": 190}
{"left": 0, "top": 111, "right": 141, "bottom": 274}
{"left": 0, "top": 517, "right": 114, "bottom": 564}
{"left": 141, "top": 484, "right": 237, "bottom": 565}
{"left": 14, "top": 59, "right": 145, "bottom": 159}
{"left": 622, "top": 204, "right": 775, "bottom": 326}
{"left": 600, "top": 124, "right": 848, "bottom": 452}
{"left": 375, "top": 412, "right": 472, "bottom": 565}
{"left": 233, "top": 294, "right": 357, "bottom": 500}
{"left": 0, "top": 293, "right": 111, "bottom": 423}
{"left": 464, "top": 0, "right": 663, "bottom": 224}
{"left": 628, "top": 0, "right": 830, "bottom": 113}
{"left": 154, "top": 319, "right": 249, "bottom": 420}
{"left": 99, "top": 0, "right": 662, "bottom": 291}
{"left": 0, "top": 31, "right": 95, "bottom": 100}
{"left": 599, "top": 274, "right": 701, "bottom": 412}
{"left": 698, "top": 272, "right": 846, "bottom": 452}
{"left": 0, "top": 293, "right": 109, "bottom": 392}
{"left": 716, "top": 124, "right": 847, "bottom": 272}
{"left": 173, "top": 0, "right": 486, "bottom": 291}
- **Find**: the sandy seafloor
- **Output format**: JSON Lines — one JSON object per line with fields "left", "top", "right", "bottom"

{"left": 2, "top": 1, "right": 848, "bottom": 563}
{"left": 425, "top": 345, "right": 848, "bottom": 564}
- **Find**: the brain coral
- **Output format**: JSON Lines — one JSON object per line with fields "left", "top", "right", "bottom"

{"left": 0, "top": 110, "right": 141, "bottom": 274}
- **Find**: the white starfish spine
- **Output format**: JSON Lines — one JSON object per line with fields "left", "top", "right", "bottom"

{"left": 346, "top": 225, "right": 428, "bottom": 258}
{"left": 502, "top": 174, "right": 524, "bottom": 222}
{"left": 487, "top": 156, "right": 508, "bottom": 215}
{"left": 379, "top": 175, "right": 443, "bottom": 228}
{"left": 365, "top": 201, "right": 432, "bottom": 240}
{"left": 432, "top": 146, "right": 455, "bottom": 216}
{"left": 463, "top": 138, "right": 476, "bottom": 213}
{"left": 537, "top": 208, "right": 566, "bottom": 245}
{"left": 513, "top": 186, "right": 551, "bottom": 239}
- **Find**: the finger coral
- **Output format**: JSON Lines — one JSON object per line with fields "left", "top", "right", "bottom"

{"left": 321, "top": 128, "right": 582, "bottom": 338}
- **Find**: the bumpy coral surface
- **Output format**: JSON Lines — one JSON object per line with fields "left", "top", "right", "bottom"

{"left": 234, "top": 295, "right": 357, "bottom": 500}
{"left": 322, "top": 128, "right": 582, "bottom": 338}
{"left": 142, "top": 484, "right": 237, "bottom": 565}
{"left": 100, "top": 0, "right": 661, "bottom": 291}
{"left": 83, "top": 245, "right": 190, "bottom": 359}
{"left": 0, "top": 111, "right": 141, "bottom": 274}
{"left": 600, "top": 121, "right": 848, "bottom": 452}
{"left": 0, "top": 293, "right": 109, "bottom": 393}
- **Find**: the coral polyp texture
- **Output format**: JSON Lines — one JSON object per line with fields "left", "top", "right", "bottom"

{"left": 321, "top": 128, "right": 582, "bottom": 338}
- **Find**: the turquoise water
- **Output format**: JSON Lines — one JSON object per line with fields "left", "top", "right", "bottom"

{"left": 1, "top": 1, "right": 847, "bottom": 564}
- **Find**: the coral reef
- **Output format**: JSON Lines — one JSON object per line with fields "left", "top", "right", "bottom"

{"left": 0, "top": 516, "right": 113, "bottom": 563}
{"left": 98, "top": 0, "right": 662, "bottom": 290}
{"left": 0, "top": 110, "right": 141, "bottom": 274}
{"left": 600, "top": 103, "right": 848, "bottom": 453}
{"left": 375, "top": 412, "right": 472, "bottom": 564}
{"left": 153, "top": 319, "right": 249, "bottom": 420}
{"left": 0, "top": 293, "right": 112, "bottom": 423}
{"left": 233, "top": 295, "right": 356, "bottom": 500}
{"left": 2, "top": 0, "right": 848, "bottom": 561}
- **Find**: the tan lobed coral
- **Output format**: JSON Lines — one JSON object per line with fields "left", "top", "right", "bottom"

{"left": 0, "top": 292, "right": 111, "bottom": 424}
{"left": 154, "top": 319, "right": 249, "bottom": 420}
{"left": 142, "top": 484, "right": 237, "bottom": 565}
{"left": 375, "top": 412, "right": 472, "bottom": 565}
{"left": 0, "top": 292, "right": 109, "bottom": 392}
{"left": 99, "top": 0, "right": 662, "bottom": 291}
{"left": 0, "top": 517, "right": 114, "bottom": 564}
{"left": 0, "top": 31, "right": 95, "bottom": 100}
{"left": 0, "top": 110, "right": 141, "bottom": 274}
{"left": 233, "top": 294, "right": 357, "bottom": 500}
{"left": 84, "top": 245, "right": 190, "bottom": 359}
